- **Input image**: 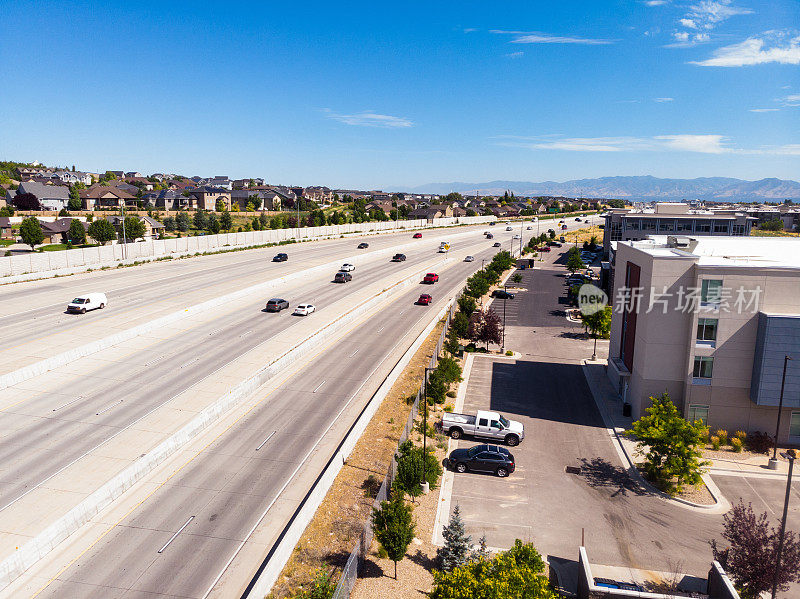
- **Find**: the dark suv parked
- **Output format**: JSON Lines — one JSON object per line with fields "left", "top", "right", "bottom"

{"left": 492, "top": 289, "right": 515, "bottom": 299}
{"left": 334, "top": 272, "right": 352, "bottom": 283}
{"left": 447, "top": 444, "right": 515, "bottom": 477}
{"left": 265, "top": 298, "right": 289, "bottom": 312}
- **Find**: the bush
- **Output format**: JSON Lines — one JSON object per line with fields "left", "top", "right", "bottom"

{"left": 444, "top": 405, "right": 453, "bottom": 412}
{"left": 505, "top": 350, "right": 513, "bottom": 356}
{"left": 734, "top": 430, "right": 747, "bottom": 442}
{"left": 731, "top": 437, "right": 743, "bottom": 452}
{"left": 446, "top": 390, "right": 456, "bottom": 398}
{"left": 294, "top": 568, "right": 337, "bottom": 599}
{"left": 711, "top": 435, "right": 721, "bottom": 450}
{"left": 715, "top": 429, "right": 728, "bottom": 446}
{"left": 747, "top": 431, "right": 774, "bottom": 454}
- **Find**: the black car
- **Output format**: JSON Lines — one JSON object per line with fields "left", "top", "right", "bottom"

{"left": 357, "top": 242, "right": 369, "bottom": 249}
{"left": 493, "top": 242, "right": 501, "bottom": 247}
{"left": 447, "top": 444, "right": 515, "bottom": 477}
{"left": 272, "top": 253, "right": 288, "bottom": 262}
{"left": 492, "top": 289, "right": 515, "bottom": 299}
{"left": 334, "top": 271, "right": 352, "bottom": 283}
{"left": 392, "top": 253, "right": 406, "bottom": 262}
{"left": 265, "top": 298, "right": 289, "bottom": 312}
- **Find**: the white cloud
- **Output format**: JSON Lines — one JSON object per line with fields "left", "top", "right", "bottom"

{"left": 463, "top": 28, "right": 477, "bottom": 33}
{"left": 691, "top": 35, "right": 800, "bottom": 66}
{"left": 644, "top": 0, "right": 669, "bottom": 5}
{"left": 690, "top": 0, "right": 752, "bottom": 28}
{"left": 782, "top": 94, "right": 800, "bottom": 105}
{"left": 654, "top": 97, "right": 675, "bottom": 102}
{"left": 490, "top": 30, "right": 615, "bottom": 45}
{"left": 324, "top": 110, "right": 413, "bottom": 128}
{"left": 750, "top": 108, "right": 779, "bottom": 112}
{"left": 694, "top": 33, "right": 710, "bottom": 42}
{"left": 505, "top": 51, "right": 524, "bottom": 58}
{"left": 496, "top": 134, "right": 800, "bottom": 156}
{"left": 680, "top": 18, "right": 698, "bottom": 29}
{"left": 673, "top": 31, "right": 690, "bottom": 42}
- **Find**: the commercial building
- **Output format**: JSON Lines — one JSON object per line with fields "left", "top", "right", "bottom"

{"left": 607, "top": 235, "right": 800, "bottom": 444}
{"left": 602, "top": 203, "right": 756, "bottom": 256}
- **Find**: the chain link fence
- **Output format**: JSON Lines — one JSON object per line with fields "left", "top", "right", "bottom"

{"left": 331, "top": 300, "right": 456, "bottom": 599}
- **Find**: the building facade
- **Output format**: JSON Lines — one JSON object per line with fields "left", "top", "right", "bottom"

{"left": 607, "top": 236, "right": 800, "bottom": 444}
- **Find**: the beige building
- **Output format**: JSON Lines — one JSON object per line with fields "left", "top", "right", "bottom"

{"left": 607, "top": 235, "right": 800, "bottom": 444}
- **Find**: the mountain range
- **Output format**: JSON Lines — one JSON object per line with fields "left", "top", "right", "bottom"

{"left": 405, "top": 176, "right": 800, "bottom": 202}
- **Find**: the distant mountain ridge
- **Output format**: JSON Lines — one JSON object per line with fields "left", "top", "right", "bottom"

{"left": 405, "top": 176, "right": 800, "bottom": 202}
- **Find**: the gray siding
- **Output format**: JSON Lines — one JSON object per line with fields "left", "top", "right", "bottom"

{"left": 750, "top": 313, "right": 800, "bottom": 407}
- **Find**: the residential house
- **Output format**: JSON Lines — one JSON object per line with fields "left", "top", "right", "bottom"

{"left": 145, "top": 189, "right": 191, "bottom": 211}
{"left": 408, "top": 207, "right": 445, "bottom": 220}
{"left": 123, "top": 177, "right": 155, "bottom": 191}
{"left": 80, "top": 185, "right": 137, "bottom": 210}
{"left": 39, "top": 217, "right": 89, "bottom": 244}
{"left": 206, "top": 176, "right": 232, "bottom": 190}
{"left": 105, "top": 215, "right": 165, "bottom": 240}
{"left": 232, "top": 178, "right": 265, "bottom": 189}
{"left": 54, "top": 171, "right": 93, "bottom": 186}
{"left": 16, "top": 181, "right": 70, "bottom": 210}
{"left": 230, "top": 189, "right": 281, "bottom": 211}
{"left": 107, "top": 171, "right": 125, "bottom": 179}
{"left": 186, "top": 187, "right": 231, "bottom": 210}
{"left": 107, "top": 180, "right": 142, "bottom": 196}
{"left": 427, "top": 204, "right": 454, "bottom": 217}
{"left": 608, "top": 235, "right": 800, "bottom": 444}
{"left": 125, "top": 171, "right": 143, "bottom": 178}
{"left": 304, "top": 186, "right": 334, "bottom": 203}
{"left": 0, "top": 217, "right": 12, "bottom": 239}
{"left": 365, "top": 200, "right": 394, "bottom": 216}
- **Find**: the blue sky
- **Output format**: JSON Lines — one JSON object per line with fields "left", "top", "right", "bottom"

{"left": 1, "top": 0, "right": 798, "bottom": 188}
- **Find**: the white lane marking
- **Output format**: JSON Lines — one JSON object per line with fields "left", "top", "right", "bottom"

{"left": 399, "top": 310, "right": 404, "bottom": 316}
{"left": 255, "top": 431, "right": 277, "bottom": 451}
{"left": 349, "top": 349, "right": 359, "bottom": 358}
{"left": 313, "top": 381, "right": 326, "bottom": 393}
{"left": 239, "top": 330, "right": 253, "bottom": 338}
{"left": 53, "top": 396, "right": 84, "bottom": 412}
{"left": 376, "top": 326, "right": 384, "bottom": 333}
{"left": 158, "top": 516, "right": 195, "bottom": 553}
{"left": 145, "top": 356, "right": 165, "bottom": 367}
{"left": 96, "top": 400, "right": 123, "bottom": 416}
{"left": 208, "top": 329, "right": 222, "bottom": 336}
{"left": 180, "top": 358, "right": 199, "bottom": 369}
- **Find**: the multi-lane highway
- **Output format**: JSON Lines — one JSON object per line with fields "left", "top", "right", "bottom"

{"left": 0, "top": 215, "right": 597, "bottom": 598}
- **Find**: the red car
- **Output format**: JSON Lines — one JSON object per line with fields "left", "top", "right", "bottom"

{"left": 417, "top": 294, "right": 432, "bottom": 305}
{"left": 413, "top": 232, "right": 423, "bottom": 239}
{"left": 540, "top": 246, "right": 551, "bottom": 252}
{"left": 423, "top": 273, "right": 439, "bottom": 284}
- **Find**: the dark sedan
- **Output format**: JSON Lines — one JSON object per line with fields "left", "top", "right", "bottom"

{"left": 272, "top": 253, "right": 288, "bottom": 262}
{"left": 447, "top": 444, "right": 515, "bottom": 477}
{"left": 357, "top": 242, "right": 369, "bottom": 249}
{"left": 492, "top": 289, "right": 515, "bottom": 299}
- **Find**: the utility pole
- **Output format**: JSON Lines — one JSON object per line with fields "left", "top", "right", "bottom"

{"left": 770, "top": 355, "right": 792, "bottom": 469}
{"left": 771, "top": 451, "right": 795, "bottom": 599}
{"left": 120, "top": 199, "right": 127, "bottom": 260}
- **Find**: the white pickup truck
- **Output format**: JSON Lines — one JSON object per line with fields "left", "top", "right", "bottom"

{"left": 439, "top": 410, "right": 525, "bottom": 446}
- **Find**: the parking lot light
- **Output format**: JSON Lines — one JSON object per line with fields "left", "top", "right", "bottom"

{"left": 772, "top": 451, "right": 796, "bottom": 599}
{"left": 769, "top": 355, "right": 792, "bottom": 469}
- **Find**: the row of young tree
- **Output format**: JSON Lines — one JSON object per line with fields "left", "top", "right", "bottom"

{"left": 16, "top": 216, "right": 144, "bottom": 250}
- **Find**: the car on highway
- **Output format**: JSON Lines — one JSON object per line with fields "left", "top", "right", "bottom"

{"left": 392, "top": 253, "right": 407, "bottom": 261}
{"left": 489, "top": 222, "right": 496, "bottom": 226}
{"left": 464, "top": 255, "right": 475, "bottom": 262}
{"left": 551, "top": 242, "right": 562, "bottom": 247}
{"left": 265, "top": 298, "right": 289, "bottom": 312}
{"left": 526, "top": 226, "right": 533, "bottom": 230}
{"left": 447, "top": 444, "right": 516, "bottom": 477}
{"left": 413, "top": 232, "right": 423, "bottom": 238}
{"left": 334, "top": 272, "right": 352, "bottom": 283}
{"left": 417, "top": 293, "right": 432, "bottom": 305}
{"left": 423, "top": 272, "right": 439, "bottom": 284}
{"left": 513, "top": 234, "right": 521, "bottom": 239}
{"left": 483, "top": 231, "right": 490, "bottom": 235}
{"left": 506, "top": 226, "right": 513, "bottom": 231}
{"left": 492, "top": 242, "right": 501, "bottom": 247}
{"left": 272, "top": 253, "right": 288, "bottom": 262}
{"left": 575, "top": 217, "right": 581, "bottom": 221}
{"left": 492, "top": 289, "right": 515, "bottom": 299}
{"left": 67, "top": 293, "right": 107, "bottom": 314}
{"left": 340, "top": 263, "right": 355, "bottom": 271}
{"left": 561, "top": 225, "right": 568, "bottom": 230}
{"left": 293, "top": 303, "right": 316, "bottom": 316}
{"left": 548, "top": 228, "right": 555, "bottom": 233}
{"left": 486, "top": 233, "right": 494, "bottom": 239}
{"left": 357, "top": 242, "right": 369, "bottom": 249}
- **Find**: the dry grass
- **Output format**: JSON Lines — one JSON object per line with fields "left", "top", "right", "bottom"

{"left": 751, "top": 229, "right": 800, "bottom": 238}
{"left": 268, "top": 320, "right": 447, "bottom": 598}
{"left": 563, "top": 224, "right": 603, "bottom": 246}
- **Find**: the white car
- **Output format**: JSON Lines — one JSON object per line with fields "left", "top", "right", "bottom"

{"left": 513, "top": 234, "right": 521, "bottom": 239}
{"left": 526, "top": 226, "right": 533, "bottom": 230}
{"left": 67, "top": 293, "right": 107, "bottom": 314}
{"left": 340, "top": 263, "right": 355, "bottom": 272}
{"left": 505, "top": 226, "right": 513, "bottom": 231}
{"left": 464, "top": 255, "right": 475, "bottom": 262}
{"left": 293, "top": 303, "right": 316, "bottom": 316}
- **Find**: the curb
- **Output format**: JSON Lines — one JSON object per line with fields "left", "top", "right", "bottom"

{"left": 580, "top": 360, "right": 729, "bottom": 513}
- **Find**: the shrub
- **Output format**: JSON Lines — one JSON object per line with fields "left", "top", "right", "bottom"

{"left": 747, "top": 431, "right": 774, "bottom": 454}
{"left": 446, "top": 390, "right": 456, "bottom": 398}
{"left": 711, "top": 435, "right": 721, "bottom": 450}
{"left": 444, "top": 405, "right": 453, "bottom": 412}
{"left": 734, "top": 430, "right": 747, "bottom": 442}
{"left": 715, "top": 429, "right": 728, "bottom": 446}
{"left": 506, "top": 350, "right": 513, "bottom": 356}
{"left": 294, "top": 568, "right": 337, "bottom": 599}
{"left": 731, "top": 437, "right": 743, "bottom": 452}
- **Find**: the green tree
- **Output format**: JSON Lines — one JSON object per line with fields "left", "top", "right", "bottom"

{"left": 444, "top": 328, "right": 460, "bottom": 356}
{"left": 607, "top": 199, "right": 625, "bottom": 209}
{"left": 548, "top": 229, "right": 555, "bottom": 239}
{"left": 451, "top": 312, "right": 470, "bottom": 338}
{"left": 207, "top": 212, "right": 220, "bottom": 234}
{"left": 220, "top": 211, "right": 232, "bottom": 231}
{"left": 371, "top": 496, "right": 415, "bottom": 580}
{"left": 193, "top": 210, "right": 208, "bottom": 230}
{"left": 215, "top": 197, "right": 227, "bottom": 212}
{"left": 68, "top": 219, "right": 86, "bottom": 245}
{"left": 759, "top": 218, "right": 783, "bottom": 231}
{"left": 436, "top": 356, "right": 462, "bottom": 386}
{"left": 426, "top": 369, "right": 448, "bottom": 404}
{"left": 259, "top": 212, "right": 269, "bottom": 229}
{"left": 162, "top": 216, "right": 176, "bottom": 231}
{"left": 248, "top": 194, "right": 262, "bottom": 210}
{"left": 270, "top": 215, "right": 283, "bottom": 229}
{"left": 582, "top": 305, "right": 612, "bottom": 339}
{"left": 566, "top": 252, "right": 584, "bottom": 274}
{"left": 68, "top": 187, "right": 82, "bottom": 211}
{"left": 252, "top": 216, "right": 261, "bottom": 230}
{"left": 430, "top": 540, "right": 558, "bottom": 599}
{"left": 465, "top": 271, "right": 490, "bottom": 298}
{"left": 123, "top": 216, "right": 146, "bottom": 241}
{"left": 176, "top": 211, "right": 190, "bottom": 232}
{"left": 393, "top": 440, "right": 442, "bottom": 502}
{"left": 626, "top": 392, "right": 708, "bottom": 494}
{"left": 437, "top": 505, "right": 472, "bottom": 571}
{"left": 87, "top": 219, "right": 117, "bottom": 245}
{"left": 19, "top": 217, "right": 44, "bottom": 250}
{"left": 457, "top": 295, "right": 477, "bottom": 317}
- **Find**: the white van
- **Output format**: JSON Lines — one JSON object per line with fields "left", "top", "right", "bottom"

{"left": 67, "top": 293, "right": 107, "bottom": 314}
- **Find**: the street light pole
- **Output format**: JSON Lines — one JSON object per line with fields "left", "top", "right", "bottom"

{"left": 421, "top": 367, "right": 433, "bottom": 489}
{"left": 502, "top": 285, "right": 507, "bottom": 352}
{"left": 771, "top": 451, "right": 795, "bottom": 599}
{"left": 770, "top": 355, "right": 792, "bottom": 468}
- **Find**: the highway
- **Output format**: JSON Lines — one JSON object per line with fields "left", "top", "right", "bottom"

{"left": 28, "top": 228, "right": 536, "bottom": 599}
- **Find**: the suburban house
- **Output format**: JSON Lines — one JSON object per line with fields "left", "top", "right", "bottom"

{"left": 53, "top": 171, "right": 93, "bottom": 186}
{"left": 232, "top": 178, "right": 265, "bottom": 189}
{"left": 125, "top": 171, "right": 143, "bottom": 178}
{"left": 145, "top": 189, "right": 191, "bottom": 211}
{"left": 304, "top": 186, "right": 334, "bottom": 203}
{"left": 408, "top": 206, "right": 446, "bottom": 220}
{"left": 206, "top": 176, "right": 232, "bottom": 190}
{"left": 14, "top": 181, "right": 70, "bottom": 211}
{"left": 105, "top": 215, "right": 165, "bottom": 240}
{"left": 80, "top": 186, "right": 137, "bottom": 210}
{"left": 186, "top": 187, "right": 231, "bottom": 210}
{"left": 607, "top": 235, "right": 800, "bottom": 444}
{"left": 0, "top": 217, "right": 12, "bottom": 239}
{"left": 39, "top": 217, "right": 89, "bottom": 244}
{"left": 603, "top": 203, "right": 756, "bottom": 256}
{"left": 230, "top": 189, "right": 282, "bottom": 211}
{"left": 123, "top": 177, "right": 155, "bottom": 191}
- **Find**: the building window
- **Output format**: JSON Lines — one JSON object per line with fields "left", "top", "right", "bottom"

{"left": 688, "top": 405, "right": 709, "bottom": 425}
{"left": 658, "top": 219, "right": 673, "bottom": 232}
{"left": 693, "top": 356, "right": 714, "bottom": 382}
{"left": 676, "top": 220, "right": 693, "bottom": 232}
{"left": 790, "top": 413, "right": 800, "bottom": 438}
{"left": 701, "top": 279, "right": 723, "bottom": 305}
{"left": 643, "top": 220, "right": 657, "bottom": 231}
{"left": 627, "top": 220, "right": 640, "bottom": 231}
{"left": 695, "top": 221, "right": 711, "bottom": 232}
{"left": 713, "top": 221, "right": 729, "bottom": 233}
{"left": 732, "top": 224, "right": 746, "bottom": 236}
{"left": 696, "top": 318, "right": 718, "bottom": 343}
